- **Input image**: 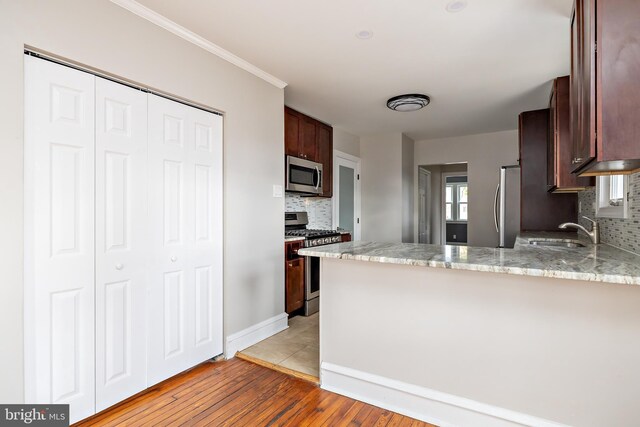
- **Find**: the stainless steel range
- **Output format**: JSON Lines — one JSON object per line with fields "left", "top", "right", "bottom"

{"left": 285, "top": 212, "right": 342, "bottom": 315}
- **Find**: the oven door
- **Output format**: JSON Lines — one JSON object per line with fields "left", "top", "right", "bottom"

{"left": 305, "top": 256, "right": 320, "bottom": 301}
{"left": 286, "top": 156, "right": 323, "bottom": 194}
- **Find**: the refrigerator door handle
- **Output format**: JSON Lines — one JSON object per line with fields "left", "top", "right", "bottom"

{"left": 493, "top": 183, "right": 500, "bottom": 233}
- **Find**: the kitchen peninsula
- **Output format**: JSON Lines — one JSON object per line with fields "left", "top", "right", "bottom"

{"left": 300, "top": 235, "right": 640, "bottom": 427}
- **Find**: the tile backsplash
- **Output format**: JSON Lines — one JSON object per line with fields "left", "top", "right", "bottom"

{"left": 285, "top": 193, "right": 333, "bottom": 229}
{"left": 578, "top": 172, "right": 640, "bottom": 254}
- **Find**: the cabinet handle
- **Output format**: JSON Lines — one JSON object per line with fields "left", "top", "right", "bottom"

{"left": 288, "top": 262, "right": 293, "bottom": 267}
{"left": 115, "top": 263, "right": 123, "bottom": 270}
{"left": 171, "top": 256, "right": 177, "bottom": 262}
{"left": 572, "top": 157, "right": 583, "bottom": 165}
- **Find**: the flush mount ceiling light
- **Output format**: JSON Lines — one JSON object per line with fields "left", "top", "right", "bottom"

{"left": 446, "top": 0, "right": 468, "bottom": 13}
{"left": 386, "top": 94, "right": 431, "bottom": 112}
{"left": 356, "top": 30, "right": 373, "bottom": 39}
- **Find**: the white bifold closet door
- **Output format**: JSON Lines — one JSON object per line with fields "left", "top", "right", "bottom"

{"left": 26, "top": 55, "right": 223, "bottom": 423}
{"left": 94, "top": 77, "right": 148, "bottom": 412}
{"left": 147, "top": 94, "right": 223, "bottom": 386}
{"left": 24, "top": 56, "right": 96, "bottom": 423}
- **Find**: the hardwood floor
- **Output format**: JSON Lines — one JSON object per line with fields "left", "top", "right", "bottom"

{"left": 75, "top": 358, "right": 435, "bottom": 426}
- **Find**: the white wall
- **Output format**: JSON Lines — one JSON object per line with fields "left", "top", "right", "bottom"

{"left": 401, "top": 134, "right": 415, "bottom": 243}
{"left": 321, "top": 258, "right": 640, "bottom": 427}
{"left": 414, "top": 130, "right": 519, "bottom": 248}
{"left": 0, "top": 0, "right": 284, "bottom": 403}
{"left": 333, "top": 128, "right": 360, "bottom": 157}
{"left": 360, "top": 133, "right": 403, "bottom": 242}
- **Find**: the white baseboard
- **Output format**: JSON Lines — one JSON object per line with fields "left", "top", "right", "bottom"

{"left": 321, "top": 362, "right": 569, "bottom": 427}
{"left": 225, "top": 312, "right": 288, "bottom": 358}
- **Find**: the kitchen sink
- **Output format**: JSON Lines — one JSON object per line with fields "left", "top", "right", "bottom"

{"left": 528, "top": 240, "right": 585, "bottom": 248}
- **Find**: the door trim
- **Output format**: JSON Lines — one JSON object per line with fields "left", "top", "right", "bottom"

{"left": 441, "top": 172, "right": 468, "bottom": 245}
{"left": 418, "top": 168, "right": 431, "bottom": 244}
{"left": 332, "top": 150, "right": 361, "bottom": 240}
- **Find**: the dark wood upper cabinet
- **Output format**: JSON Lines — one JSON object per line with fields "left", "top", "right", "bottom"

{"left": 316, "top": 123, "right": 333, "bottom": 198}
{"left": 284, "top": 106, "right": 333, "bottom": 198}
{"left": 520, "top": 109, "right": 578, "bottom": 232}
{"left": 284, "top": 107, "right": 301, "bottom": 158}
{"left": 571, "top": 0, "right": 640, "bottom": 175}
{"left": 548, "top": 76, "right": 594, "bottom": 192}
{"left": 299, "top": 116, "right": 318, "bottom": 161}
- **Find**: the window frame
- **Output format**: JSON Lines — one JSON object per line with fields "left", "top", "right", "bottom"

{"left": 444, "top": 179, "right": 468, "bottom": 223}
{"left": 595, "top": 175, "right": 630, "bottom": 219}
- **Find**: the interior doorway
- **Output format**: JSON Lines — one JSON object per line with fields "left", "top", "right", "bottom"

{"left": 417, "top": 163, "right": 468, "bottom": 245}
{"left": 333, "top": 151, "right": 361, "bottom": 240}
{"left": 442, "top": 173, "right": 468, "bottom": 245}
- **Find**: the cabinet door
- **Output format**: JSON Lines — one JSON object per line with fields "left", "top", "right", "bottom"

{"left": 95, "top": 77, "right": 148, "bottom": 412}
{"left": 24, "top": 55, "right": 96, "bottom": 424}
{"left": 147, "top": 95, "right": 223, "bottom": 386}
{"left": 574, "top": 0, "right": 597, "bottom": 170}
{"left": 300, "top": 116, "right": 318, "bottom": 161}
{"left": 317, "top": 123, "right": 333, "bottom": 197}
{"left": 597, "top": 0, "right": 640, "bottom": 163}
{"left": 550, "top": 76, "right": 593, "bottom": 191}
{"left": 570, "top": 2, "right": 582, "bottom": 170}
{"left": 548, "top": 85, "right": 557, "bottom": 189}
{"left": 285, "top": 258, "right": 305, "bottom": 314}
{"left": 284, "top": 107, "right": 300, "bottom": 157}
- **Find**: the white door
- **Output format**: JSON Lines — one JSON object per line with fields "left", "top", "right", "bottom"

{"left": 95, "top": 77, "right": 148, "bottom": 411}
{"left": 24, "top": 56, "right": 96, "bottom": 423}
{"left": 333, "top": 152, "right": 361, "bottom": 240}
{"left": 147, "top": 94, "right": 223, "bottom": 385}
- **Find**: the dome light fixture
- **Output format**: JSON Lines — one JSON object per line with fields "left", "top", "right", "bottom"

{"left": 356, "top": 30, "right": 373, "bottom": 39}
{"left": 386, "top": 94, "right": 431, "bottom": 112}
{"left": 446, "top": 0, "right": 468, "bottom": 13}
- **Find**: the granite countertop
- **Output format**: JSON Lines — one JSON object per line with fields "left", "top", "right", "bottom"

{"left": 285, "top": 236, "right": 305, "bottom": 243}
{"left": 298, "top": 232, "right": 640, "bottom": 286}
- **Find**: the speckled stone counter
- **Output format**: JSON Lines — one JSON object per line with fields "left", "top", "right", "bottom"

{"left": 298, "top": 232, "right": 640, "bottom": 286}
{"left": 285, "top": 236, "right": 305, "bottom": 243}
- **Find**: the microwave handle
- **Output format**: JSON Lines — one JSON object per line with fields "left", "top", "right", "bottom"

{"left": 314, "top": 166, "right": 320, "bottom": 190}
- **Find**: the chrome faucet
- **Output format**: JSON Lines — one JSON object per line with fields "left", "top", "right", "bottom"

{"left": 558, "top": 216, "right": 600, "bottom": 244}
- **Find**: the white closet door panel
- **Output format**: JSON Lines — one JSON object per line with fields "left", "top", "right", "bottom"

{"left": 147, "top": 95, "right": 223, "bottom": 385}
{"left": 24, "top": 56, "right": 95, "bottom": 424}
{"left": 188, "top": 109, "right": 223, "bottom": 366}
{"left": 95, "top": 77, "right": 148, "bottom": 412}
{"left": 147, "top": 95, "right": 192, "bottom": 385}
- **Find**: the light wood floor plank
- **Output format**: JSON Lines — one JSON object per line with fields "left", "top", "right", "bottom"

{"left": 72, "top": 358, "right": 435, "bottom": 427}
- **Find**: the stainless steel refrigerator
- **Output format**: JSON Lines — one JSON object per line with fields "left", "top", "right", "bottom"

{"left": 493, "top": 165, "right": 521, "bottom": 248}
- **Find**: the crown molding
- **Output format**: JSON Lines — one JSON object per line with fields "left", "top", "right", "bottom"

{"left": 110, "top": 0, "right": 288, "bottom": 89}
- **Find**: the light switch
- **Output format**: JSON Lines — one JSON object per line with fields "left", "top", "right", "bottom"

{"left": 273, "top": 184, "right": 283, "bottom": 198}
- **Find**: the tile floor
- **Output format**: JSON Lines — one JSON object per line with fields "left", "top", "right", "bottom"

{"left": 240, "top": 313, "right": 319, "bottom": 378}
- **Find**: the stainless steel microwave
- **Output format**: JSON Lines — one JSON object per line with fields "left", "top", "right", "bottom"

{"left": 286, "top": 155, "right": 323, "bottom": 195}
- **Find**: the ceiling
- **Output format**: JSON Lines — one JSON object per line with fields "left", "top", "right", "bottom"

{"left": 135, "top": 0, "right": 573, "bottom": 140}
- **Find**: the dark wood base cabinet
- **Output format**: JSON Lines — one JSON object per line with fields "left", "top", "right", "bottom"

{"left": 570, "top": 0, "right": 640, "bottom": 176}
{"left": 285, "top": 240, "right": 305, "bottom": 314}
{"left": 520, "top": 109, "right": 579, "bottom": 231}
{"left": 285, "top": 258, "right": 304, "bottom": 314}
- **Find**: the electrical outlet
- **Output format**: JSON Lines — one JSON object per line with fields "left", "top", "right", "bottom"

{"left": 272, "top": 185, "right": 283, "bottom": 198}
